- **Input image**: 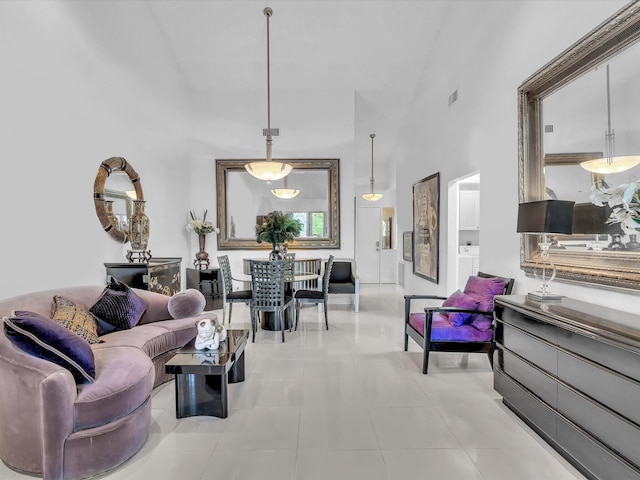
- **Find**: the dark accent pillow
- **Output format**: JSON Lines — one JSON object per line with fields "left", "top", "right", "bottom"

{"left": 4, "top": 311, "right": 95, "bottom": 384}
{"left": 442, "top": 290, "right": 480, "bottom": 326}
{"left": 168, "top": 289, "right": 206, "bottom": 319}
{"left": 50, "top": 296, "right": 101, "bottom": 344}
{"left": 89, "top": 278, "right": 147, "bottom": 331}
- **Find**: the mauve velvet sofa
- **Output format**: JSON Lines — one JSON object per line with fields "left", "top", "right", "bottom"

{"left": 0, "top": 285, "right": 209, "bottom": 480}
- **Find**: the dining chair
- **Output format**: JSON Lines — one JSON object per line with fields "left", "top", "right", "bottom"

{"left": 217, "top": 255, "right": 252, "bottom": 325}
{"left": 249, "top": 259, "right": 294, "bottom": 342}
{"left": 283, "top": 252, "right": 296, "bottom": 296}
{"left": 294, "top": 255, "right": 334, "bottom": 331}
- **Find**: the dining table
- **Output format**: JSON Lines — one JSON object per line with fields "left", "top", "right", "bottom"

{"left": 238, "top": 259, "right": 322, "bottom": 331}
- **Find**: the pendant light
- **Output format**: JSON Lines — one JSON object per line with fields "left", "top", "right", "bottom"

{"left": 245, "top": 7, "right": 292, "bottom": 181}
{"left": 271, "top": 175, "right": 300, "bottom": 199}
{"left": 362, "top": 133, "right": 383, "bottom": 201}
{"left": 580, "top": 64, "right": 640, "bottom": 174}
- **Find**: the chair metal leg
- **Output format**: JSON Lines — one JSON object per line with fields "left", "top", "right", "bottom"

{"left": 228, "top": 304, "right": 233, "bottom": 324}
{"left": 250, "top": 308, "right": 257, "bottom": 343}
{"left": 294, "top": 301, "right": 300, "bottom": 331}
{"left": 323, "top": 300, "right": 329, "bottom": 330}
{"left": 280, "top": 310, "right": 286, "bottom": 342}
{"left": 222, "top": 304, "right": 227, "bottom": 325}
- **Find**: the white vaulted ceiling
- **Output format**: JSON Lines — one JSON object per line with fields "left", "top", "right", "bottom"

{"left": 145, "top": 0, "right": 451, "bottom": 188}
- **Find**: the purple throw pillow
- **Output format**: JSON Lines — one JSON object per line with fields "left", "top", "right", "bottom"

{"left": 89, "top": 278, "right": 147, "bottom": 331}
{"left": 168, "top": 289, "right": 206, "bottom": 319}
{"left": 4, "top": 311, "right": 95, "bottom": 384}
{"left": 442, "top": 290, "right": 480, "bottom": 326}
{"left": 463, "top": 276, "right": 506, "bottom": 312}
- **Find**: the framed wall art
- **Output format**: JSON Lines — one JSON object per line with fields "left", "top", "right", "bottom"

{"left": 402, "top": 231, "right": 413, "bottom": 262}
{"left": 412, "top": 172, "right": 440, "bottom": 283}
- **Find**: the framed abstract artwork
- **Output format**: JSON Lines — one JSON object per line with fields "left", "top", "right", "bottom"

{"left": 402, "top": 231, "right": 413, "bottom": 262}
{"left": 412, "top": 172, "right": 440, "bottom": 283}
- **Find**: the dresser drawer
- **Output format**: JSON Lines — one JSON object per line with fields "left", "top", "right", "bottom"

{"left": 558, "top": 350, "right": 640, "bottom": 426}
{"left": 499, "top": 348, "right": 557, "bottom": 408}
{"left": 500, "top": 307, "right": 558, "bottom": 344}
{"left": 557, "top": 415, "right": 640, "bottom": 480}
{"left": 558, "top": 329, "right": 640, "bottom": 384}
{"left": 500, "top": 323, "right": 558, "bottom": 376}
{"left": 558, "top": 383, "right": 640, "bottom": 469}
{"left": 494, "top": 367, "right": 557, "bottom": 440}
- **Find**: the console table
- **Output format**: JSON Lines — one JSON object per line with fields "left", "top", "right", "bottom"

{"left": 494, "top": 295, "right": 640, "bottom": 480}
{"left": 104, "top": 257, "right": 181, "bottom": 296}
{"left": 185, "top": 267, "right": 223, "bottom": 311}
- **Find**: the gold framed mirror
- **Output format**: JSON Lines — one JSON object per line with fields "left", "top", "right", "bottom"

{"left": 519, "top": 3, "right": 640, "bottom": 290}
{"left": 93, "top": 157, "right": 144, "bottom": 243}
{"left": 216, "top": 158, "right": 340, "bottom": 250}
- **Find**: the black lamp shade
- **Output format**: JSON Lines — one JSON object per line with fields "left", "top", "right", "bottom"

{"left": 517, "top": 200, "right": 575, "bottom": 234}
{"left": 571, "top": 203, "right": 623, "bottom": 234}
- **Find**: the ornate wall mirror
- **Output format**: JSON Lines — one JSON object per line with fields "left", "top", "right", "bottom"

{"left": 216, "top": 158, "right": 340, "bottom": 250}
{"left": 519, "top": 3, "right": 640, "bottom": 290}
{"left": 93, "top": 157, "right": 144, "bottom": 243}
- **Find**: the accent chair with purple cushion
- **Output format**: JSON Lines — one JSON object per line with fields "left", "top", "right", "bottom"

{"left": 0, "top": 285, "right": 210, "bottom": 480}
{"left": 404, "top": 272, "right": 515, "bottom": 374}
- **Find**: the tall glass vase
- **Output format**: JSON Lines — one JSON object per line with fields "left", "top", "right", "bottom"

{"left": 194, "top": 233, "right": 210, "bottom": 270}
{"left": 127, "top": 200, "right": 151, "bottom": 262}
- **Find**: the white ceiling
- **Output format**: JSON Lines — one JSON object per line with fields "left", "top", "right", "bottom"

{"left": 145, "top": 0, "right": 451, "bottom": 185}
{"left": 147, "top": 0, "right": 449, "bottom": 92}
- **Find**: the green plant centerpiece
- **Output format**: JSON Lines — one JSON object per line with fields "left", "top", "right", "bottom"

{"left": 255, "top": 211, "right": 303, "bottom": 260}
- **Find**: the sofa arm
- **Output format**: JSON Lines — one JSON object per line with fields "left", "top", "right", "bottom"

{"left": 0, "top": 339, "right": 77, "bottom": 478}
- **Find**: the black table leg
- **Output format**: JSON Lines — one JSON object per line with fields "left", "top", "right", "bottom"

{"left": 174, "top": 373, "right": 229, "bottom": 419}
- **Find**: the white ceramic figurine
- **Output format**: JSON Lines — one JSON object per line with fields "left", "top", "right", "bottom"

{"left": 194, "top": 317, "right": 228, "bottom": 350}
{"left": 194, "top": 318, "right": 220, "bottom": 350}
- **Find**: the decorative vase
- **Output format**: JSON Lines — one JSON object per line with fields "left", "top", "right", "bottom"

{"left": 269, "top": 243, "right": 283, "bottom": 261}
{"left": 607, "top": 233, "right": 626, "bottom": 250}
{"left": 105, "top": 200, "right": 118, "bottom": 229}
{"left": 194, "top": 233, "right": 210, "bottom": 269}
{"left": 625, "top": 234, "right": 640, "bottom": 251}
{"left": 127, "top": 200, "right": 151, "bottom": 262}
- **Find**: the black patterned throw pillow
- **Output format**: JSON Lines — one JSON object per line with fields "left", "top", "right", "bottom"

{"left": 89, "top": 278, "right": 147, "bottom": 331}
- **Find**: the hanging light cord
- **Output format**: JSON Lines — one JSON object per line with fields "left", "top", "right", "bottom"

{"left": 605, "top": 64, "right": 615, "bottom": 166}
{"left": 265, "top": 7, "right": 273, "bottom": 162}
{"left": 370, "top": 133, "right": 376, "bottom": 192}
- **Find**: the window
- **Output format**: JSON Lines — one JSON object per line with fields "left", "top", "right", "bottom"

{"left": 292, "top": 212, "right": 326, "bottom": 238}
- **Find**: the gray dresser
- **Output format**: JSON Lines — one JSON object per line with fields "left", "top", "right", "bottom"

{"left": 494, "top": 295, "right": 640, "bottom": 480}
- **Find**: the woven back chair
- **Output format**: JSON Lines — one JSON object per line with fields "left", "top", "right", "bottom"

{"left": 249, "top": 260, "right": 294, "bottom": 342}
{"left": 295, "top": 255, "right": 334, "bottom": 331}
{"left": 217, "top": 255, "right": 252, "bottom": 324}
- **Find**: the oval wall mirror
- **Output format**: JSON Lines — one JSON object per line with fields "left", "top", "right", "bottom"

{"left": 93, "top": 157, "right": 144, "bottom": 243}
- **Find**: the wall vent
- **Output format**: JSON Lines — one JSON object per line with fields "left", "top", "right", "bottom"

{"left": 544, "top": 124, "right": 554, "bottom": 133}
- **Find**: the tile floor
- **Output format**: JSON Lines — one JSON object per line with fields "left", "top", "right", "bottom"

{"left": 1, "top": 284, "right": 588, "bottom": 480}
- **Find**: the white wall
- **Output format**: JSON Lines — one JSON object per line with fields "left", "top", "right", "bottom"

{"left": 0, "top": 1, "right": 191, "bottom": 298}
{"left": 3, "top": 0, "right": 639, "bottom": 314}
{"left": 395, "top": 0, "right": 640, "bottom": 312}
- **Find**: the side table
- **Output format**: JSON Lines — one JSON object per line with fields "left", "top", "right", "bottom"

{"left": 165, "top": 329, "right": 249, "bottom": 419}
{"left": 185, "top": 267, "right": 223, "bottom": 310}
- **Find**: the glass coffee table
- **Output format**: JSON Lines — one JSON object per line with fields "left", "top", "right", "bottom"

{"left": 165, "top": 328, "right": 249, "bottom": 419}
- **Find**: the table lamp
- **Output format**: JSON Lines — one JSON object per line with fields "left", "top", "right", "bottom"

{"left": 517, "top": 200, "right": 575, "bottom": 301}
{"left": 571, "top": 202, "right": 623, "bottom": 251}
